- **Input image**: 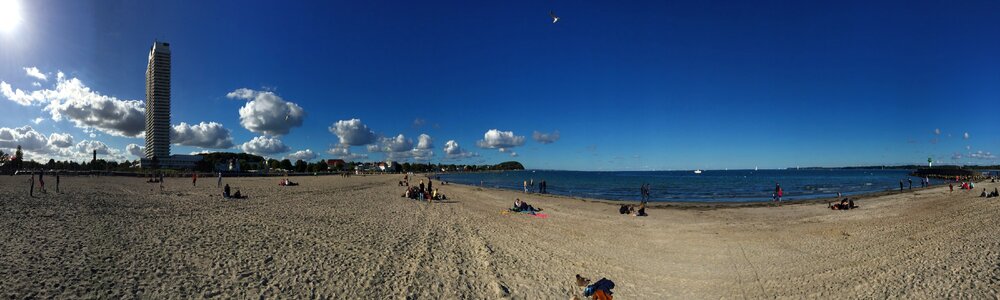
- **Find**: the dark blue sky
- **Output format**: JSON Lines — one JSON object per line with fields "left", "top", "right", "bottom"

{"left": 1, "top": 0, "right": 998, "bottom": 170}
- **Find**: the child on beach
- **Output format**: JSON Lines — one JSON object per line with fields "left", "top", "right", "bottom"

{"left": 774, "top": 184, "right": 783, "bottom": 205}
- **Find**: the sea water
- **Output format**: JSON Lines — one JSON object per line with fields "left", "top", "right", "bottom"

{"left": 437, "top": 169, "right": 932, "bottom": 203}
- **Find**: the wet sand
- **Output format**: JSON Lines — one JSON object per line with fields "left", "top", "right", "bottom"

{"left": 1, "top": 174, "right": 998, "bottom": 298}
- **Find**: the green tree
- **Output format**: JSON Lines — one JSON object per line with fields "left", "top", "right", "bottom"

{"left": 14, "top": 145, "right": 24, "bottom": 170}
{"left": 294, "top": 159, "right": 308, "bottom": 172}
{"left": 280, "top": 159, "right": 293, "bottom": 171}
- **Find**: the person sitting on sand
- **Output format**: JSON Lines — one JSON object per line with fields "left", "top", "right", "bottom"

{"left": 511, "top": 198, "right": 542, "bottom": 214}
{"left": 981, "top": 189, "right": 987, "bottom": 197}
{"left": 223, "top": 184, "right": 231, "bottom": 198}
{"left": 232, "top": 189, "right": 247, "bottom": 199}
{"left": 619, "top": 204, "right": 632, "bottom": 215}
{"left": 829, "top": 198, "right": 858, "bottom": 210}
{"left": 632, "top": 202, "right": 647, "bottom": 217}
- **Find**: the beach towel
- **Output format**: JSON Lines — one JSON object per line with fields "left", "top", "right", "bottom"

{"left": 500, "top": 210, "right": 549, "bottom": 218}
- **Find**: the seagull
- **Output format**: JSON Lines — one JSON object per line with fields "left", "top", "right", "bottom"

{"left": 549, "top": 11, "right": 559, "bottom": 24}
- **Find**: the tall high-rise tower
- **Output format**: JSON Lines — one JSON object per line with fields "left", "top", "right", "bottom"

{"left": 145, "top": 41, "right": 171, "bottom": 159}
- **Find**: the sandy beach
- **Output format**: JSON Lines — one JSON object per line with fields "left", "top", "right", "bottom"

{"left": 1, "top": 174, "right": 998, "bottom": 298}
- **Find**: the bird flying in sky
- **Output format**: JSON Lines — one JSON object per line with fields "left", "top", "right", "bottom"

{"left": 550, "top": 11, "right": 559, "bottom": 24}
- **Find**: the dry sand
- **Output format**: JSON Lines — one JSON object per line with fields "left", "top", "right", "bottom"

{"left": 1, "top": 174, "right": 998, "bottom": 298}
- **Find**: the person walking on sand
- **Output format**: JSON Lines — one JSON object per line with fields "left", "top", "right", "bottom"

{"left": 217, "top": 172, "right": 222, "bottom": 188}
{"left": 908, "top": 178, "right": 912, "bottom": 190}
{"left": 192, "top": 172, "right": 198, "bottom": 187}
{"left": 56, "top": 173, "right": 60, "bottom": 193}
{"left": 524, "top": 180, "right": 528, "bottom": 193}
{"left": 159, "top": 173, "right": 164, "bottom": 193}
{"left": 899, "top": 180, "right": 904, "bottom": 192}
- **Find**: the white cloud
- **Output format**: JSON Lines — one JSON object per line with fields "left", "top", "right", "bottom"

{"left": 443, "top": 140, "right": 478, "bottom": 159}
{"left": 31, "top": 82, "right": 41, "bottom": 87}
{"left": 1, "top": 76, "right": 145, "bottom": 137}
{"left": 239, "top": 136, "right": 290, "bottom": 156}
{"left": 126, "top": 144, "right": 144, "bottom": 157}
{"left": 413, "top": 118, "right": 425, "bottom": 128}
{"left": 510, "top": 152, "right": 519, "bottom": 157}
{"left": 963, "top": 132, "right": 970, "bottom": 139}
{"left": 933, "top": 128, "right": 941, "bottom": 135}
{"left": 329, "top": 118, "right": 377, "bottom": 146}
{"left": 416, "top": 133, "right": 433, "bottom": 150}
{"left": 76, "top": 140, "right": 110, "bottom": 155}
{"left": 170, "top": 122, "right": 235, "bottom": 149}
{"left": 31, "top": 117, "right": 44, "bottom": 124}
{"left": 370, "top": 134, "right": 414, "bottom": 153}
{"left": 23, "top": 67, "right": 47, "bottom": 81}
{"left": 227, "top": 88, "right": 305, "bottom": 136}
{"left": 532, "top": 130, "right": 560, "bottom": 144}
{"left": 47, "top": 133, "right": 73, "bottom": 148}
{"left": 476, "top": 129, "right": 525, "bottom": 149}
{"left": 326, "top": 144, "right": 368, "bottom": 160}
{"left": 968, "top": 150, "right": 996, "bottom": 160}
{"left": 0, "top": 126, "right": 49, "bottom": 151}
{"left": 286, "top": 149, "right": 317, "bottom": 161}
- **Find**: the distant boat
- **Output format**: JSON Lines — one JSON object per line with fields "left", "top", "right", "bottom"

{"left": 755, "top": 166, "right": 758, "bottom": 171}
{"left": 694, "top": 170, "right": 703, "bottom": 174}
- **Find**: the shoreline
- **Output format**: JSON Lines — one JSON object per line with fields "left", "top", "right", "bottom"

{"left": 434, "top": 177, "right": 958, "bottom": 210}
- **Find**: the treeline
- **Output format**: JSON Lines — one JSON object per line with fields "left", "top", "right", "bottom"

{"left": 797, "top": 165, "right": 1000, "bottom": 170}
{"left": 1, "top": 147, "right": 525, "bottom": 174}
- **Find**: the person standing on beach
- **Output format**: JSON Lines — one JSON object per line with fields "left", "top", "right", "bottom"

{"left": 29, "top": 171, "right": 34, "bottom": 197}
{"left": 39, "top": 169, "right": 46, "bottom": 193}
{"left": 159, "top": 173, "right": 164, "bottom": 193}
{"left": 774, "top": 184, "right": 783, "bottom": 205}
{"left": 908, "top": 178, "right": 912, "bottom": 190}
{"left": 899, "top": 180, "right": 904, "bottom": 192}
{"left": 523, "top": 180, "right": 528, "bottom": 193}
{"left": 427, "top": 179, "right": 433, "bottom": 194}
{"left": 217, "top": 172, "right": 222, "bottom": 188}
{"left": 56, "top": 173, "right": 60, "bottom": 193}
{"left": 192, "top": 173, "right": 198, "bottom": 187}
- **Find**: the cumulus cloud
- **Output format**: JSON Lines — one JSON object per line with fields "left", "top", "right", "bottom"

{"left": 23, "top": 67, "right": 47, "bottom": 81}
{"left": 1, "top": 76, "right": 145, "bottom": 137}
{"left": 326, "top": 144, "right": 368, "bottom": 160}
{"left": 416, "top": 134, "right": 433, "bottom": 149}
{"left": 286, "top": 149, "right": 317, "bottom": 161}
{"left": 510, "top": 152, "right": 519, "bottom": 157}
{"left": 443, "top": 140, "right": 478, "bottom": 159}
{"left": 170, "top": 122, "right": 235, "bottom": 149}
{"left": 532, "top": 130, "right": 560, "bottom": 144}
{"left": 963, "top": 132, "right": 970, "bottom": 140}
{"left": 476, "top": 129, "right": 525, "bottom": 149}
{"left": 76, "top": 140, "right": 110, "bottom": 155}
{"left": 47, "top": 133, "right": 73, "bottom": 148}
{"left": 370, "top": 134, "right": 414, "bottom": 153}
{"left": 933, "top": 128, "right": 941, "bottom": 135}
{"left": 227, "top": 88, "right": 305, "bottom": 136}
{"left": 239, "top": 136, "right": 291, "bottom": 156}
{"left": 126, "top": 144, "right": 144, "bottom": 157}
{"left": 32, "top": 117, "right": 44, "bottom": 124}
{"left": 329, "top": 119, "right": 377, "bottom": 146}
{"left": 0, "top": 126, "right": 49, "bottom": 151}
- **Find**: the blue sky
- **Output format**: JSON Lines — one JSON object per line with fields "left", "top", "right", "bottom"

{"left": 0, "top": 0, "right": 998, "bottom": 170}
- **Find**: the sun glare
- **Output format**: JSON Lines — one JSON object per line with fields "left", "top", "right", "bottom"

{"left": 0, "top": 0, "right": 23, "bottom": 33}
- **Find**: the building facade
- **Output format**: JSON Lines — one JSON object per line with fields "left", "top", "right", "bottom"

{"left": 145, "top": 41, "right": 171, "bottom": 160}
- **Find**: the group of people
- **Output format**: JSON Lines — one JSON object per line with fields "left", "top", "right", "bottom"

{"left": 222, "top": 183, "right": 247, "bottom": 199}
{"left": 522, "top": 179, "right": 547, "bottom": 194}
{"left": 278, "top": 178, "right": 298, "bottom": 186}
{"left": 619, "top": 202, "right": 647, "bottom": 216}
{"left": 828, "top": 198, "right": 859, "bottom": 210}
{"left": 26, "top": 169, "right": 60, "bottom": 197}
{"left": 981, "top": 188, "right": 999, "bottom": 198}
{"left": 510, "top": 198, "right": 543, "bottom": 214}
{"left": 402, "top": 179, "right": 446, "bottom": 202}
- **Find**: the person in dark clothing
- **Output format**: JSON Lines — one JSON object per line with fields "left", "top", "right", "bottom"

{"left": 29, "top": 171, "right": 34, "bottom": 197}
{"left": 427, "top": 180, "right": 432, "bottom": 193}
{"left": 512, "top": 198, "right": 542, "bottom": 214}
{"left": 223, "top": 184, "right": 231, "bottom": 198}
{"left": 899, "top": 180, "right": 904, "bottom": 192}
{"left": 39, "top": 169, "right": 46, "bottom": 193}
{"left": 908, "top": 178, "right": 912, "bottom": 190}
{"left": 55, "top": 173, "right": 60, "bottom": 193}
{"left": 419, "top": 180, "right": 425, "bottom": 193}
